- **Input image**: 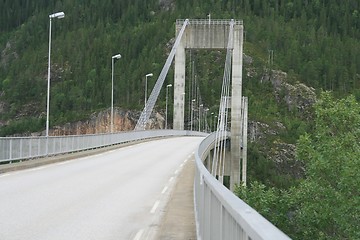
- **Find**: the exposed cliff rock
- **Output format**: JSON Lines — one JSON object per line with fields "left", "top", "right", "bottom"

{"left": 159, "top": 0, "right": 175, "bottom": 11}
{"left": 33, "top": 108, "right": 165, "bottom": 136}
{"left": 270, "top": 141, "right": 304, "bottom": 179}
{"left": 1, "top": 41, "right": 18, "bottom": 69}
{"left": 248, "top": 120, "right": 305, "bottom": 179}
{"left": 261, "top": 70, "right": 317, "bottom": 120}
{"left": 248, "top": 120, "right": 285, "bottom": 142}
{"left": 244, "top": 66, "right": 314, "bottom": 180}
{"left": 0, "top": 91, "right": 6, "bottom": 128}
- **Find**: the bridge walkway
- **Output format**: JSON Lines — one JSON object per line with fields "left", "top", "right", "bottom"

{"left": 155, "top": 156, "right": 196, "bottom": 240}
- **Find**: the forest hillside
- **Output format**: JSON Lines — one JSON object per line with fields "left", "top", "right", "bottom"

{"left": 0, "top": 0, "right": 359, "bottom": 136}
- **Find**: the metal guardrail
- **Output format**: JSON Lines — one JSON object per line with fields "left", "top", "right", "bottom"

{"left": 0, "top": 130, "right": 206, "bottom": 163}
{"left": 176, "top": 19, "right": 243, "bottom": 25}
{"left": 194, "top": 133, "right": 291, "bottom": 240}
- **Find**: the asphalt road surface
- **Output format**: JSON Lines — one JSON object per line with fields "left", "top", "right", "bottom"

{"left": 0, "top": 136, "right": 204, "bottom": 240}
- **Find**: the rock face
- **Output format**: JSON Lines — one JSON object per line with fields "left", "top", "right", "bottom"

{"left": 159, "top": 0, "right": 175, "bottom": 11}
{"left": 1, "top": 41, "right": 18, "bottom": 69}
{"left": 0, "top": 91, "right": 6, "bottom": 128}
{"left": 246, "top": 69, "right": 315, "bottom": 179}
{"left": 46, "top": 108, "right": 165, "bottom": 136}
{"left": 261, "top": 70, "right": 316, "bottom": 120}
{"left": 248, "top": 120, "right": 305, "bottom": 179}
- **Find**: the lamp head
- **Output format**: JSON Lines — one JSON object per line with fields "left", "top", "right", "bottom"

{"left": 112, "top": 54, "right": 121, "bottom": 59}
{"left": 146, "top": 73, "right": 153, "bottom": 77}
{"left": 49, "top": 12, "right": 65, "bottom": 19}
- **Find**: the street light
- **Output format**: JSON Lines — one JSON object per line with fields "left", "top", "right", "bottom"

{"left": 191, "top": 99, "right": 196, "bottom": 131}
{"left": 211, "top": 112, "right": 214, "bottom": 131}
{"left": 111, "top": 53, "right": 121, "bottom": 133}
{"left": 144, "top": 73, "right": 153, "bottom": 125}
{"left": 46, "top": 11, "right": 65, "bottom": 137}
{"left": 204, "top": 108, "right": 209, "bottom": 132}
{"left": 214, "top": 115, "right": 218, "bottom": 131}
{"left": 145, "top": 73, "right": 153, "bottom": 106}
{"left": 199, "top": 104, "right": 203, "bottom": 131}
{"left": 165, "top": 84, "right": 172, "bottom": 129}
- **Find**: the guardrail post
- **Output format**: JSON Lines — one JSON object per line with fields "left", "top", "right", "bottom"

{"left": 20, "top": 138, "right": 23, "bottom": 159}
{"left": 46, "top": 137, "right": 48, "bottom": 156}
{"left": 29, "top": 138, "right": 32, "bottom": 157}
{"left": 9, "top": 139, "right": 12, "bottom": 161}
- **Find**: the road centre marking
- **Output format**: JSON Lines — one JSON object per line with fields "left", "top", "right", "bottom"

{"left": 150, "top": 200, "right": 160, "bottom": 214}
{"left": 133, "top": 229, "right": 144, "bottom": 240}
{"left": 161, "top": 186, "right": 168, "bottom": 194}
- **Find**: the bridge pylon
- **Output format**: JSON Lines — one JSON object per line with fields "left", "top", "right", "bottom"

{"left": 173, "top": 19, "right": 245, "bottom": 190}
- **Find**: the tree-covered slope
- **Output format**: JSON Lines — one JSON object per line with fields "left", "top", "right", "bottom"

{"left": 236, "top": 92, "right": 360, "bottom": 239}
{"left": 0, "top": 0, "right": 359, "bottom": 135}
{"left": 1, "top": 0, "right": 175, "bottom": 131}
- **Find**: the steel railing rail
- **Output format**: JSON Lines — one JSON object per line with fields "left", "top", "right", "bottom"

{"left": 194, "top": 132, "right": 291, "bottom": 240}
{"left": 0, "top": 130, "right": 206, "bottom": 163}
{"left": 176, "top": 19, "right": 243, "bottom": 25}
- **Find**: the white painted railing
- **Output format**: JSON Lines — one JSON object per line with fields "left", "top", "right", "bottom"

{"left": 0, "top": 130, "right": 206, "bottom": 163}
{"left": 194, "top": 133, "right": 291, "bottom": 240}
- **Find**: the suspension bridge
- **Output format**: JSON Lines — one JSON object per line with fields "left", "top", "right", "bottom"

{"left": 0, "top": 19, "right": 290, "bottom": 239}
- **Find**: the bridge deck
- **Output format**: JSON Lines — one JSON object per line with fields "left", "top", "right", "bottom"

{"left": 0, "top": 137, "right": 203, "bottom": 240}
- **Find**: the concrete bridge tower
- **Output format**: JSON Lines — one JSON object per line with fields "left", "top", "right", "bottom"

{"left": 173, "top": 19, "right": 244, "bottom": 188}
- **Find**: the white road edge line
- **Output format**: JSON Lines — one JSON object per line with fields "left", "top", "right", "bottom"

{"left": 174, "top": 169, "right": 179, "bottom": 175}
{"left": 0, "top": 173, "right": 11, "bottom": 178}
{"left": 150, "top": 200, "right": 160, "bottom": 214}
{"left": 161, "top": 186, "right": 168, "bottom": 194}
{"left": 169, "top": 177, "right": 174, "bottom": 182}
{"left": 133, "top": 229, "right": 144, "bottom": 240}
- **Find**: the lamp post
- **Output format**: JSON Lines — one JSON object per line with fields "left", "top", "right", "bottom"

{"left": 214, "top": 115, "right": 218, "bottom": 131}
{"left": 211, "top": 112, "right": 214, "bottom": 131}
{"left": 204, "top": 108, "right": 209, "bottom": 132}
{"left": 111, "top": 53, "right": 121, "bottom": 133}
{"left": 145, "top": 73, "right": 153, "bottom": 124}
{"left": 46, "top": 11, "right": 65, "bottom": 138}
{"left": 199, "top": 104, "right": 203, "bottom": 131}
{"left": 165, "top": 84, "right": 172, "bottom": 129}
{"left": 191, "top": 99, "right": 195, "bottom": 131}
{"left": 145, "top": 73, "right": 153, "bottom": 107}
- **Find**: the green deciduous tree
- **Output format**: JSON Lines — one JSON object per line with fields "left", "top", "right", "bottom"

{"left": 236, "top": 92, "right": 360, "bottom": 239}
